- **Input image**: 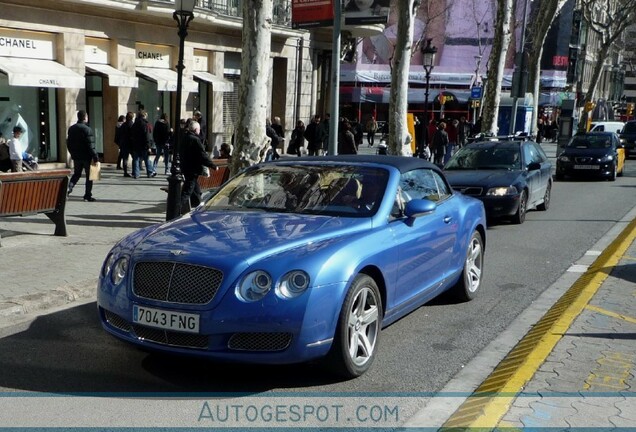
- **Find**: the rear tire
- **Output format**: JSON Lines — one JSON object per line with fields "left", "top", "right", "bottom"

{"left": 327, "top": 274, "right": 382, "bottom": 378}
{"left": 452, "top": 231, "right": 484, "bottom": 302}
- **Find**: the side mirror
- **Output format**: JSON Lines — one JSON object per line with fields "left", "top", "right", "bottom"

{"left": 527, "top": 162, "right": 541, "bottom": 171}
{"left": 404, "top": 198, "right": 437, "bottom": 218}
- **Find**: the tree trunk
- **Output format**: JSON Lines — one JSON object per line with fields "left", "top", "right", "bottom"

{"left": 481, "top": 0, "right": 513, "bottom": 135}
{"left": 579, "top": 44, "right": 610, "bottom": 131}
{"left": 527, "top": 0, "right": 566, "bottom": 137}
{"left": 388, "top": 0, "right": 417, "bottom": 156}
{"left": 231, "top": 0, "right": 273, "bottom": 175}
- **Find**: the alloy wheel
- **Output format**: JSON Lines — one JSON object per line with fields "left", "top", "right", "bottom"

{"left": 346, "top": 286, "right": 380, "bottom": 367}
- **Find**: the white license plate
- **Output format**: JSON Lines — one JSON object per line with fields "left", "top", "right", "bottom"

{"left": 574, "top": 165, "right": 599, "bottom": 170}
{"left": 133, "top": 305, "right": 200, "bottom": 333}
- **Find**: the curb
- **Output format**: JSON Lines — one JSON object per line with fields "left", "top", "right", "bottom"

{"left": 0, "top": 279, "right": 97, "bottom": 319}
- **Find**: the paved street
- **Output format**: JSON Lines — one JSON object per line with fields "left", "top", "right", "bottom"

{"left": 0, "top": 144, "right": 635, "bottom": 429}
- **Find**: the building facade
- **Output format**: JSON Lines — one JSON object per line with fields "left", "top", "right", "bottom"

{"left": 0, "top": 0, "right": 325, "bottom": 164}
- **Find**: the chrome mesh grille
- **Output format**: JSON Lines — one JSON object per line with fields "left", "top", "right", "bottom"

{"left": 104, "top": 310, "right": 131, "bottom": 332}
{"left": 133, "top": 262, "right": 223, "bottom": 304}
{"left": 132, "top": 325, "right": 209, "bottom": 349}
{"left": 228, "top": 333, "right": 293, "bottom": 352}
{"left": 454, "top": 186, "right": 483, "bottom": 196}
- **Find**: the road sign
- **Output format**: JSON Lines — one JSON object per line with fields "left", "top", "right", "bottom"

{"left": 471, "top": 86, "right": 483, "bottom": 99}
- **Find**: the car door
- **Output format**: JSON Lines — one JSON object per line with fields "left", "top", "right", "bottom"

{"left": 522, "top": 142, "right": 544, "bottom": 207}
{"left": 390, "top": 168, "right": 458, "bottom": 307}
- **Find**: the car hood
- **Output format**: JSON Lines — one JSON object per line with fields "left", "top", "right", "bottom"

{"left": 131, "top": 210, "right": 365, "bottom": 267}
{"left": 560, "top": 147, "right": 612, "bottom": 157}
{"left": 443, "top": 169, "right": 522, "bottom": 188}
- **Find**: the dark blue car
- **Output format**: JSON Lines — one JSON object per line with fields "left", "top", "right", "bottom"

{"left": 443, "top": 140, "right": 553, "bottom": 224}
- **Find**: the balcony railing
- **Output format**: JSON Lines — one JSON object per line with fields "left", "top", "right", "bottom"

{"left": 195, "top": 0, "right": 291, "bottom": 26}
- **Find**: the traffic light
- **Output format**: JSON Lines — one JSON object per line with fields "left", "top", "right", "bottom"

{"left": 584, "top": 101, "right": 595, "bottom": 112}
{"left": 627, "top": 103, "right": 634, "bottom": 117}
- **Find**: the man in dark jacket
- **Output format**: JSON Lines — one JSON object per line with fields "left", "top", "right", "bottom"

{"left": 67, "top": 110, "right": 99, "bottom": 201}
{"left": 131, "top": 110, "right": 157, "bottom": 178}
{"left": 118, "top": 112, "right": 134, "bottom": 177}
{"left": 180, "top": 120, "right": 217, "bottom": 213}
{"left": 304, "top": 114, "right": 322, "bottom": 156}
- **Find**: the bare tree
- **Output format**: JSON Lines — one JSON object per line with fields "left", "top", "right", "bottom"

{"left": 387, "top": 0, "right": 452, "bottom": 154}
{"left": 388, "top": 0, "right": 420, "bottom": 155}
{"left": 481, "top": 0, "right": 514, "bottom": 135}
{"left": 578, "top": 0, "right": 636, "bottom": 130}
{"left": 231, "top": 0, "right": 273, "bottom": 175}
{"left": 525, "top": 0, "right": 567, "bottom": 137}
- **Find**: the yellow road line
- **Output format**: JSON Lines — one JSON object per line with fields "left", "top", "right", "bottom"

{"left": 441, "top": 218, "right": 636, "bottom": 429}
{"left": 585, "top": 304, "right": 636, "bottom": 325}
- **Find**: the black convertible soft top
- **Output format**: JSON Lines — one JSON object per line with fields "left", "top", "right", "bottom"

{"left": 273, "top": 154, "right": 440, "bottom": 174}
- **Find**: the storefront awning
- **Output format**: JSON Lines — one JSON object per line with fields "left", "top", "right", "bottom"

{"left": 86, "top": 63, "right": 138, "bottom": 88}
{"left": 193, "top": 71, "right": 234, "bottom": 92}
{"left": 0, "top": 57, "right": 85, "bottom": 88}
{"left": 136, "top": 67, "right": 198, "bottom": 92}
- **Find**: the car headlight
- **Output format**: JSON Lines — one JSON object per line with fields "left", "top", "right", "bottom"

{"left": 237, "top": 271, "right": 272, "bottom": 302}
{"left": 110, "top": 257, "right": 129, "bottom": 286}
{"left": 102, "top": 253, "right": 116, "bottom": 278}
{"left": 278, "top": 270, "right": 310, "bottom": 299}
{"left": 558, "top": 155, "right": 571, "bottom": 162}
{"left": 599, "top": 155, "right": 613, "bottom": 162}
{"left": 486, "top": 186, "right": 517, "bottom": 196}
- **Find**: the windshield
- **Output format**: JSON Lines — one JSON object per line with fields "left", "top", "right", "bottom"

{"left": 567, "top": 135, "right": 613, "bottom": 149}
{"left": 623, "top": 122, "right": 636, "bottom": 134}
{"left": 445, "top": 146, "right": 521, "bottom": 170}
{"left": 203, "top": 164, "right": 389, "bottom": 217}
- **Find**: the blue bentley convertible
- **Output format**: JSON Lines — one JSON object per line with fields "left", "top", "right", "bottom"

{"left": 97, "top": 156, "right": 487, "bottom": 378}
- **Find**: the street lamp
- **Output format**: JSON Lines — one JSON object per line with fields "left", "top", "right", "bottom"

{"left": 166, "top": 0, "right": 196, "bottom": 221}
{"left": 420, "top": 39, "right": 437, "bottom": 158}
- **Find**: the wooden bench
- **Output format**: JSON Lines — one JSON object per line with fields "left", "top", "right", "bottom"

{"left": 0, "top": 169, "right": 71, "bottom": 246}
{"left": 197, "top": 158, "right": 231, "bottom": 192}
{"left": 160, "top": 159, "right": 231, "bottom": 194}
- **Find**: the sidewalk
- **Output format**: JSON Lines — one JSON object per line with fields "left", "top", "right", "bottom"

{"left": 0, "top": 164, "right": 168, "bottom": 320}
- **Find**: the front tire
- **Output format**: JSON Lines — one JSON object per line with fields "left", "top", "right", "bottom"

{"left": 452, "top": 231, "right": 484, "bottom": 301}
{"left": 512, "top": 190, "right": 527, "bottom": 224}
{"left": 327, "top": 274, "right": 382, "bottom": 378}
{"left": 609, "top": 163, "right": 617, "bottom": 181}
{"left": 537, "top": 181, "right": 551, "bottom": 211}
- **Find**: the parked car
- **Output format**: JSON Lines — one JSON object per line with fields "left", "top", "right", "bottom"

{"left": 589, "top": 121, "right": 624, "bottom": 134}
{"left": 556, "top": 132, "right": 625, "bottom": 181}
{"left": 97, "top": 156, "right": 487, "bottom": 378}
{"left": 619, "top": 120, "right": 636, "bottom": 158}
{"left": 443, "top": 139, "right": 552, "bottom": 224}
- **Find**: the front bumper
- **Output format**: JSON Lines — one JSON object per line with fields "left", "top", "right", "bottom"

{"left": 475, "top": 195, "right": 520, "bottom": 218}
{"left": 556, "top": 161, "right": 614, "bottom": 178}
{"left": 96, "top": 277, "right": 345, "bottom": 364}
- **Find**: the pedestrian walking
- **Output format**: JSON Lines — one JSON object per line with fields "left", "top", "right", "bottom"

{"left": 153, "top": 113, "right": 172, "bottom": 175}
{"left": 67, "top": 110, "right": 99, "bottom": 201}
{"left": 430, "top": 121, "right": 449, "bottom": 165}
{"left": 304, "top": 114, "right": 323, "bottom": 156}
{"left": 458, "top": 116, "right": 471, "bottom": 147}
{"left": 366, "top": 116, "right": 378, "bottom": 146}
{"left": 131, "top": 110, "right": 157, "bottom": 178}
{"left": 180, "top": 120, "right": 217, "bottom": 214}
{"left": 193, "top": 110, "right": 208, "bottom": 150}
{"left": 118, "top": 112, "right": 134, "bottom": 177}
{"left": 445, "top": 119, "right": 459, "bottom": 164}
{"left": 317, "top": 113, "right": 330, "bottom": 155}
{"left": 8, "top": 126, "right": 24, "bottom": 172}
{"left": 265, "top": 118, "right": 282, "bottom": 161}
{"left": 338, "top": 119, "right": 358, "bottom": 155}
{"left": 352, "top": 117, "right": 364, "bottom": 150}
{"left": 114, "top": 115, "right": 125, "bottom": 169}
{"left": 288, "top": 120, "right": 306, "bottom": 156}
